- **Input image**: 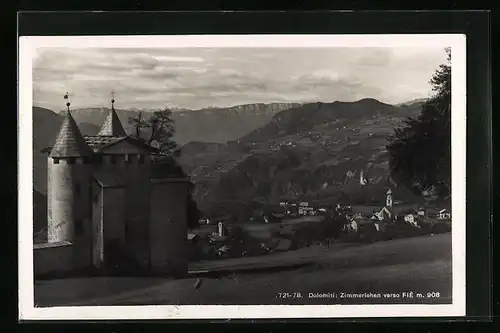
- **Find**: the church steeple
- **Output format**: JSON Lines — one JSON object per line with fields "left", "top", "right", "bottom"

{"left": 386, "top": 188, "right": 393, "bottom": 208}
{"left": 50, "top": 93, "right": 91, "bottom": 158}
{"left": 97, "top": 91, "right": 127, "bottom": 136}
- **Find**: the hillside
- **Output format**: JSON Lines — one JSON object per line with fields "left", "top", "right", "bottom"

{"left": 241, "top": 99, "right": 401, "bottom": 143}
{"left": 177, "top": 99, "right": 423, "bottom": 213}
{"left": 61, "top": 103, "right": 300, "bottom": 145}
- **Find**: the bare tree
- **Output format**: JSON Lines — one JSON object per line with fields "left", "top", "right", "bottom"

{"left": 129, "top": 107, "right": 177, "bottom": 154}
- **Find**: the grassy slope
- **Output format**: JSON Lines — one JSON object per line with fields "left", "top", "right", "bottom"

{"left": 35, "top": 233, "right": 452, "bottom": 306}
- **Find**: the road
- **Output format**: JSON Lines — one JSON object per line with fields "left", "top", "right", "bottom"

{"left": 35, "top": 233, "right": 452, "bottom": 306}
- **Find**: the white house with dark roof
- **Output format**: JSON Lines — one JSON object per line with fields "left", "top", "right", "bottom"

{"left": 35, "top": 95, "right": 191, "bottom": 278}
{"left": 438, "top": 209, "right": 451, "bottom": 220}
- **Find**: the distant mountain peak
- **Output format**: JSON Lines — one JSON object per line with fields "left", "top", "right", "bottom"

{"left": 396, "top": 98, "right": 429, "bottom": 107}
{"left": 358, "top": 97, "right": 382, "bottom": 103}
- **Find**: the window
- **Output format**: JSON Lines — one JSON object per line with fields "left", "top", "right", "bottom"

{"left": 67, "top": 157, "right": 76, "bottom": 164}
{"left": 138, "top": 154, "right": 145, "bottom": 164}
{"left": 53, "top": 158, "right": 59, "bottom": 164}
{"left": 110, "top": 155, "right": 117, "bottom": 164}
{"left": 82, "top": 157, "right": 91, "bottom": 164}
{"left": 75, "top": 219, "right": 83, "bottom": 235}
{"left": 124, "top": 154, "right": 131, "bottom": 166}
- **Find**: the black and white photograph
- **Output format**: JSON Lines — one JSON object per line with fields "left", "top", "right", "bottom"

{"left": 18, "top": 35, "right": 466, "bottom": 320}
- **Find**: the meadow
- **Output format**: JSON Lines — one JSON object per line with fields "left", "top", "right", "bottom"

{"left": 35, "top": 233, "right": 452, "bottom": 306}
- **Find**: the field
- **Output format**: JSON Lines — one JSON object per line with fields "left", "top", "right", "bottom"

{"left": 34, "top": 233, "right": 452, "bottom": 306}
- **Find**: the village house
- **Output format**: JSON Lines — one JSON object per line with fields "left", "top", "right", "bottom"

{"left": 351, "top": 218, "right": 384, "bottom": 236}
{"left": 216, "top": 245, "right": 231, "bottom": 257}
{"left": 344, "top": 217, "right": 360, "bottom": 233}
{"left": 404, "top": 213, "right": 421, "bottom": 228}
{"left": 438, "top": 209, "right": 451, "bottom": 220}
{"left": 35, "top": 95, "right": 191, "bottom": 278}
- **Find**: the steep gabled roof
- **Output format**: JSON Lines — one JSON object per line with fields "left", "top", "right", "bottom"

{"left": 49, "top": 111, "right": 92, "bottom": 158}
{"left": 97, "top": 108, "right": 127, "bottom": 136}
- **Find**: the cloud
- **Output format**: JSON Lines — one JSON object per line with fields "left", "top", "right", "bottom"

{"left": 32, "top": 47, "right": 448, "bottom": 111}
{"left": 152, "top": 55, "right": 205, "bottom": 62}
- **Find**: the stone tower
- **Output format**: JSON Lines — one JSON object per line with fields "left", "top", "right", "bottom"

{"left": 47, "top": 95, "right": 93, "bottom": 248}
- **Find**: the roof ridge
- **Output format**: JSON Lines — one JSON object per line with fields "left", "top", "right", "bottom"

{"left": 50, "top": 111, "right": 92, "bottom": 158}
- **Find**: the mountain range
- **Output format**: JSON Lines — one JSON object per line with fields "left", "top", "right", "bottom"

{"left": 59, "top": 103, "right": 300, "bottom": 145}
{"left": 32, "top": 98, "right": 426, "bottom": 229}
{"left": 174, "top": 99, "right": 424, "bottom": 216}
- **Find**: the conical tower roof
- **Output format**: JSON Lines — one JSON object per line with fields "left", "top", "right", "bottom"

{"left": 97, "top": 108, "right": 126, "bottom": 136}
{"left": 50, "top": 111, "right": 92, "bottom": 158}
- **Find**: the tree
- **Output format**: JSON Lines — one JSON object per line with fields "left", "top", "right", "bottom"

{"left": 387, "top": 48, "right": 451, "bottom": 197}
{"left": 131, "top": 107, "right": 200, "bottom": 229}
{"left": 129, "top": 107, "right": 178, "bottom": 155}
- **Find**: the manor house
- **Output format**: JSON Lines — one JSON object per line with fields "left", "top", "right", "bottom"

{"left": 34, "top": 97, "right": 191, "bottom": 277}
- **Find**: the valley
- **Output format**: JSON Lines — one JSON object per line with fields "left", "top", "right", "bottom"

{"left": 33, "top": 98, "right": 425, "bottom": 232}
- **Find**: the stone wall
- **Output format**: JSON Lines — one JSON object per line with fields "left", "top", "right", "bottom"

{"left": 33, "top": 241, "right": 73, "bottom": 277}
{"left": 149, "top": 178, "right": 190, "bottom": 276}
{"left": 93, "top": 153, "right": 152, "bottom": 267}
{"left": 47, "top": 157, "right": 92, "bottom": 244}
{"left": 102, "top": 186, "right": 126, "bottom": 265}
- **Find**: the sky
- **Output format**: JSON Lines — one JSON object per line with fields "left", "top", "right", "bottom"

{"left": 32, "top": 47, "right": 448, "bottom": 111}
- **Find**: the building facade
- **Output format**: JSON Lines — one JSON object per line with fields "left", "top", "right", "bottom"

{"left": 35, "top": 100, "right": 191, "bottom": 277}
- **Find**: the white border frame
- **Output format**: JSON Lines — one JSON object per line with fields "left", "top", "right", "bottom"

{"left": 18, "top": 34, "right": 467, "bottom": 320}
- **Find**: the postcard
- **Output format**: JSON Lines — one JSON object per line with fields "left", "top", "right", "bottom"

{"left": 18, "top": 34, "right": 466, "bottom": 320}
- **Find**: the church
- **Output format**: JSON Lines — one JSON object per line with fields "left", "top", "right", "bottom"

{"left": 34, "top": 96, "right": 191, "bottom": 278}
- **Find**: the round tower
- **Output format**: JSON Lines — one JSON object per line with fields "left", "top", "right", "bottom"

{"left": 47, "top": 95, "right": 93, "bottom": 244}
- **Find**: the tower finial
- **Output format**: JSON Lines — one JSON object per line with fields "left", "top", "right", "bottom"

{"left": 111, "top": 90, "right": 115, "bottom": 110}
{"left": 64, "top": 92, "right": 71, "bottom": 112}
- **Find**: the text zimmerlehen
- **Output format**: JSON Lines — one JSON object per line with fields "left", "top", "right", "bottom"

{"left": 308, "top": 292, "right": 383, "bottom": 299}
